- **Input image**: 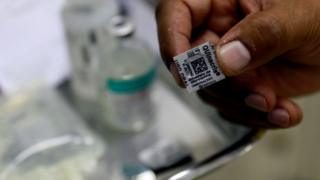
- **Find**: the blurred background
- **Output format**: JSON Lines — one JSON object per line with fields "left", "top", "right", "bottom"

{"left": 0, "top": 0, "right": 320, "bottom": 179}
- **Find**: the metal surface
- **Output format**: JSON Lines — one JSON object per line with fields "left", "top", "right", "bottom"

{"left": 168, "top": 130, "right": 264, "bottom": 179}
{"left": 113, "top": 64, "right": 266, "bottom": 180}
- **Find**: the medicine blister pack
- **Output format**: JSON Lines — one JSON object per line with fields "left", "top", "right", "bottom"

{"left": 173, "top": 42, "right": 226, "bottom": 92}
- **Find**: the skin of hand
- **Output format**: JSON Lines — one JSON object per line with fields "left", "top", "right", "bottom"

{"left": 156, "top": 0, "right": 320, "bottom": 129}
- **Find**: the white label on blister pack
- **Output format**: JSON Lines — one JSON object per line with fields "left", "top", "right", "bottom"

{"left": 173, "top": 42, "right": 226, "bottom": 92}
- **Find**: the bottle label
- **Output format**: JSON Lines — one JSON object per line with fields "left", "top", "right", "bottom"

{"left": 173, "top": 42, "right": 226, "bottom": 92}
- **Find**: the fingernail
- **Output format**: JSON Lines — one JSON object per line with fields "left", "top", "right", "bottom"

{"left": 219, "top": 41, "right": 251, "bottom": 73}
{"left": 169, "top": 63, "right": 185, "bottom": 87}
{"left": 268, "top": 109, "right": 290, "bottom": 127}
{"left": 245, "top": 94, "right": 268, "bottom": 112}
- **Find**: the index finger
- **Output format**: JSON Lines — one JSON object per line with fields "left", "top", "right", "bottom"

{"left": 156, "top": 0, "right": 212, "bottom": 68}
{"left": 156, "top": 0, "right": 213, "bottom": 87}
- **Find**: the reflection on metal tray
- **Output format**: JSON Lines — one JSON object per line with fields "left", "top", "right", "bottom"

{"left": 154, "top": 64, "right": 264, "bottom": 179}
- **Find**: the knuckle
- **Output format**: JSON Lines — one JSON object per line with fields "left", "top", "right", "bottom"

{"left": 248, "top": 14, "right": 285, "bottom": 49}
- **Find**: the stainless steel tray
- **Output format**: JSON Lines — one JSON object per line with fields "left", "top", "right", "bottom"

{"left": 61, "top": 63, "right": 264, "bottom": 180}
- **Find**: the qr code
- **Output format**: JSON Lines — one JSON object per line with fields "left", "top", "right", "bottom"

{"left": 190, "top": 57, "right": 208, "bottom": 75}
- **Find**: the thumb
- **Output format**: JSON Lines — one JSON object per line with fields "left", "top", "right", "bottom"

{"left": 216, "top": 9, "right": 292, "bottom": 76}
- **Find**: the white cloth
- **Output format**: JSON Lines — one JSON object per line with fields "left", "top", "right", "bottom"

{"left": 0, "top": 0, "right": 69, "bottom": 95}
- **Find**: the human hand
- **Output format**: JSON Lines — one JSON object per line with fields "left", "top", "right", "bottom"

{"left": 156, "top": 0, "right": 320, "bottom": 128}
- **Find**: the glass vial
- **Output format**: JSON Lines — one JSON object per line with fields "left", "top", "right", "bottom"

{"left": 62, "top": 0, "right": 118, "bottom": 119}
{"left": 99, "top": 16, "right": 157, "bottom": 133}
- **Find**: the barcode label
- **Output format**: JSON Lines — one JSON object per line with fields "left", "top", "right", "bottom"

{"left": 173, "top": 42, "right": 226, "bottom": 92}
